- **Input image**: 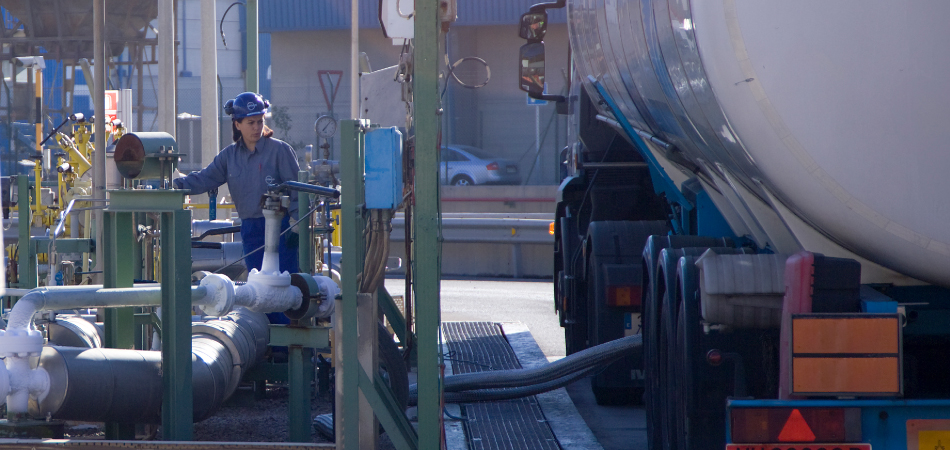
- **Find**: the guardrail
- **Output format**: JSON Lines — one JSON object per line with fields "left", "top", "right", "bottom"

{"left": 390, "top": 213, "right": 554, "bottom": 245}
{"left": 388, "top": 213, "right": 554, "bottom": 278}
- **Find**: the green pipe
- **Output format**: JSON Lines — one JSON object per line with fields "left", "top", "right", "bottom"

{"left": 298, "top": 170, "right": 312, "bottom": 274}
{"left": 413, "top": 0, "right": 443, "bottom": 447}
{"left": 17, "top": 176, "right": 34, "bottom": 289}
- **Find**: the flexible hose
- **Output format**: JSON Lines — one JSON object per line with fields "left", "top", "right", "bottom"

{"left": 431, "top": 334, "right": 642, "bottom": 394}
{"left": 410, "top": 364, "right": 601, "bottom": 406}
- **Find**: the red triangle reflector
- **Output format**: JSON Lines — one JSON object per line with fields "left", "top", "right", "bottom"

{"left": 778, "top": 409, "right": 816, "bottom": 442}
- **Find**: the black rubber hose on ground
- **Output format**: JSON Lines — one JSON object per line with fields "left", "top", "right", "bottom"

{"left": 409, "top": 364, "right": 601, "bottom": 406}
{"left": 422, "top": 334, "right": 642, "bottom": 395}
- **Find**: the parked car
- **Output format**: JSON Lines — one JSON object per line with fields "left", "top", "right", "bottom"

{"left": 439, "top": 145, "right": 521, "bottom": 186}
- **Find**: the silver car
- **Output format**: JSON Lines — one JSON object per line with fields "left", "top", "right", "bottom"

{"left": 439, "top": 145, "right": 521, "bottom": 186}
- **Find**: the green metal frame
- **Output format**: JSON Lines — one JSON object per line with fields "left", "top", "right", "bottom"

{"left": 160, "top": 207, "right": 194, "bottom": 439}
{"left": 102, "top": 190, "right": 193, "bottom": 440}
{"left": 16, "top": 175, "right": 35, "bottom": 289}
{"left": 413, "top": 0, "right": 443, "bottom": 448}
{"left": 103, "top": 210, "right": 136, "bottom": 439}
{"left": 341, "top": 119, "right": 366, "bottom": 448}
{"left": 297, "top": 170, "right": 313, "bottom": 274}
{"left": 340, "top": 120, "right": 422, "bottom": 449}
{"left": 270, "top": 324, "right": 330, "bottom": 442}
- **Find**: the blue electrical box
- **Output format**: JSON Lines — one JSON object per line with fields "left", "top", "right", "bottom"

{"left": 364, "top": 127, "right": 404, "bottom": 209}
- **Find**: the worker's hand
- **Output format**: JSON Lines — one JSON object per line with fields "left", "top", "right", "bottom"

{"left": 285, "top": 231, "right": 299, "bottom": 249}
{"left": 171, "top": 169, "right": 185, "bottom": 189}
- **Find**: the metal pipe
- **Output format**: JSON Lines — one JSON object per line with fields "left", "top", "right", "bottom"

{"left": 245, "top": 0, "right": 259, "bottom": 92}
{"left": 158, "top": 0, "right": 176, "bottom": 135}
{"left": 201, "top": 0, "right": 220, "bottom": 195}
{"left": 260, "top": 208, "right": 283, "bottom": 274}
{"left": 34, "top": 308, "right": 270, "bottom": 423}
{"left": 350, "top": 0, "right": 359, "bottom": 118}
{"left": 93, "top": 0, "right": 106, "bottom": 284}
{"left": 6, "top": 285, "right": 210, "bottom": 331}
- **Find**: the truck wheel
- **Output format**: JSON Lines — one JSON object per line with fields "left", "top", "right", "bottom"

{"left": 563, "top": 321, "right": 587, "bottom": 355}
{"left": 643, "top": 261, "right": 663, "bottom": 450}
{"left": 672, "top": 255, "right": 723, "bottom": 450}
{"left": 658, "top": 288, "right": 678, "bottom": 450}
{"left": 592, "top": 384, "right": 642, "bottom": 406}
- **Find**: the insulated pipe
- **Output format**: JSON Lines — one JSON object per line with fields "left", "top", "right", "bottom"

{"left": 34, "top": 308, "right": 270, "bottom": 423}
{"left": 6, "top": 285, "right": 210, "bottom": 332}
{"left": 2, "top": 276, "right": 299, "bottom": 414}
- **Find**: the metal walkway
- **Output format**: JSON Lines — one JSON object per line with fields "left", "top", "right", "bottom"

{"left": 442, "top": 322, "right": 561, "bottom": 450}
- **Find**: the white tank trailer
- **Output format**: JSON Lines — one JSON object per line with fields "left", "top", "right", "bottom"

{"left": 533, "top": 1, "right": 950, "bottom": 445}
{"left": 568, "top": 0, "right": 950, "bottom": 285}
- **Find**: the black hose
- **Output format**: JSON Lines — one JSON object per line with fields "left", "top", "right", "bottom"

{"left": 433, "top": 334, "right": 642, "bottom": 393}
{"left": 192, "top": 225, "right": 241, "bottom": 241}
{"left": 409, "top": 364, "right": 601, "bottom": 406}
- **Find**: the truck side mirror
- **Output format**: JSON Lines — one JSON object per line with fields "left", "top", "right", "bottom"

{"left": 519, "top": 12, "right": 548, "bottom": 41}
{"left": 519, "top": 42, "right": 546, "bottom": 95}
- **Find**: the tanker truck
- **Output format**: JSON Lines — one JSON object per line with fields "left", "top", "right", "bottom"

{"left": 518, "top": 1, "right": 950, "bottom": 449}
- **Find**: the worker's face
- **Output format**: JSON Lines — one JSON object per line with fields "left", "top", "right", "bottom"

{"left": 236, "top": 116, "right": 265, "bottom": 147}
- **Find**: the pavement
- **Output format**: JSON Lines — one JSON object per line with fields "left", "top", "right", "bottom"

{"left": 386, "top": 277, "right": 643, "bottom": 450}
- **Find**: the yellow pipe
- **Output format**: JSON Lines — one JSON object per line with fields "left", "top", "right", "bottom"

{"left": 33, "top": 67, "right": 43, "bottom": 217}
{"left": 183, "top": 203, "right": 235, "bottom": 209}
{"left": 67, "top": 143, "right": 92, "bottom": 176}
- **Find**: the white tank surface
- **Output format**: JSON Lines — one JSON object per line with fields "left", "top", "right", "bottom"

{"left": 569, "top": 0, "right": 950, "bottom": 286}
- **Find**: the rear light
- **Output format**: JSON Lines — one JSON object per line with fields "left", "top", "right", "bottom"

{"left": 706, "top": 349, "right": 723, "bottom": 366}
{"left": 549, "top": 222, "right": 555, "bottom": 235}
{"left": 486, "top": 162, "right": 499, "bottom": 171}
{"left": 730, "top": 408, "right": 861, "bottom": 443}
{"left": 606, "top": 285, "right": 641, "bottom": 307}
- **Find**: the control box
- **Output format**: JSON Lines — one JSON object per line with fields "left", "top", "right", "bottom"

{"left": 364, "top": 127, "right": 404, "bottom": 210}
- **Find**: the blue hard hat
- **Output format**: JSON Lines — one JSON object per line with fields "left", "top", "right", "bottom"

{"left": 224, "top": 92, "right": 270, "bottom": 119}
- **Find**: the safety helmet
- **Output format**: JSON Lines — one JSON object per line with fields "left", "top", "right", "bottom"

{"left": 224, "top": 92, "right": 270, "bottom": 120}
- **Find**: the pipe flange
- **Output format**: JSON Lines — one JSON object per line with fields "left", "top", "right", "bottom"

{"left": 0, "top": 329, "right": 44, "bottom": 358}
{"left": 0, "top": 362, "right": 9, "bottom": 400}
{"left": 247, "top": 269, "right": 291, "bottom": 287}
{"left": 199, "top": 273, "right": 236, "bottom": 317}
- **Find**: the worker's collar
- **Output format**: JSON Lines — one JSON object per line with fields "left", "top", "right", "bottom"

{"left": 238, "top": 136, "right": 268, "bottom": 153}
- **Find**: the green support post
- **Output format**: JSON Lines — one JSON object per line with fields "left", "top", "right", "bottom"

{"left": 298, "top": 170, "right": 312, "bottom": 274}
{"left": 341, "top": 119, "right": 365, "bottom": 448}
{"left": 17, "top": 175, "right": 35, "bottom": 289}
{"left": 413, "top": 0, "right": 443, "bottom": 447}
{"left": 288, "top": 345, "right": 310, "bottom": 441}
{"left": 160, "top": 208, "right": 194, "bottom": 439}
{"left": 103, "top": 211, "right": 136, "bottom": 439}
{"left": 340, "top": 121, "right": 418, "bottom": 449}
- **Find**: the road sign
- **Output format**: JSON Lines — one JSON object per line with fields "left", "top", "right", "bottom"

{"left": 104, "top": 90, "right": 118, "bottom": 123}
{"left": 526, "top": 93, "right": 548, "bottom": 106}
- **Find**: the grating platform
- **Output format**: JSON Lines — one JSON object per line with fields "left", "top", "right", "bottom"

{"left": 442, "top": 322, "right": 561, "bottom": 450}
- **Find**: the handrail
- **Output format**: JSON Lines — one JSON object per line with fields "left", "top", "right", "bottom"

{"left": 47, "top": 198, "right": 108, "bottom": 284}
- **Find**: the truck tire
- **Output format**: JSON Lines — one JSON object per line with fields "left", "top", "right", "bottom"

{"left": 592, "top": 383, "right": 641, "bottom": 406}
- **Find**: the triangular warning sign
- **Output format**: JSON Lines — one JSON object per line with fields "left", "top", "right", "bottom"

{"left": 777, "top": 409, "right": 816, "bottom": 442}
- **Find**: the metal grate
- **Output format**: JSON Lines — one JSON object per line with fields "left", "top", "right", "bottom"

{"left": 442, "top": 322, "right": 561, "bottom": 450}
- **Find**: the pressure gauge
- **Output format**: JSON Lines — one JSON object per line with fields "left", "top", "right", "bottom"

{"left": 315, "top": 115, "right": 338, "bottom": 139}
